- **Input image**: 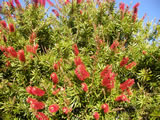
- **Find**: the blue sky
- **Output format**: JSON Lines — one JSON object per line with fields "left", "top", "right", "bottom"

{"left": 0, "top": 0, "right": 160, "bottom": 22}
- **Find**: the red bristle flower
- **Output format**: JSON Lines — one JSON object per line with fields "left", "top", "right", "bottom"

{"left": 29, "top": 32, "right": 36, "bottom": 43}
{"left": 120, "top": 57, "right": 129, "bottom": 67}
{"left": 26, "top": 44, "right": 38, "bottom": 54}
{"left": 0, "top": 46, "right": 6, "bottom": 52}
{"left": 101, "top": 72, "right": 116, "bottom": 90}
{"left": 51, "top": 72, "right": 58, "bottom": 84}
{"left": 0, "top": 21, "right": 7, "bottom": 28}
{"left": 26, "top": 86, "right": 33, "bottom": 94}
{"left": 64, "top": 0, "right": 70, "bottom": 5}
{"left": 30, "top": 101, "right": 45, "bottom": 110}
{"left": 52, "top": 9, "right": 59, "bottom": 17}
{"left": 132, "top": 2, "right": 140, "bottom": 22}
{"left": 119, "top": 2, "right": 125, "bottom": 12}
{"left": 110, "top": 40, "right": 119, "bottom": 50}
{"left": 81, "top": 82, "right": 88, "bottom": 92}
{"left": 115, "top": 94, "right": 130, "bottom": 102}
{"left": 49, "top": 104, "right": 59, "bottom": 113}
{"left": 53, "top": 63, "right": 58, "bottom": 71}
{"left": 35, "top": 112, "right": 49, "bottom": 120}
{"left": 77, "top": 0, "right": 82, "bottom": 4}
{"left": 9, "top": 23, "right": 15, "bottom": 32}
{"left": 3, "top": 35, "right": 7, "bottom": 42}
{"left": 125, "top": 61, "right": 136, "bottom": 69}
{"left": 7, "top": 46, "right": 17, "bottom": 58}
{"left": 100, "top": 65, "right": 112, "bottom": 78}
{"left": 6, "top": 61, "right": 11, "bottom": 67}
{"left": 32, "top": 87, "right": 45, "bottom": 96}
{"left": 52, "top": 88, "right": 60, "bottom": 95}
{"left": 75, "top": 64, "right": 90, "bottom": 81}
{"left": 62, "top": 107, "right": 71, "bottom": 114}
{"left": 47, "top": 0, "right": 54, "bottom": 6}
{"left": 26, "top": 97, "right": 38, "bottom": 104}
{"left": 15, "top": 0, "right": 22, "bottom": 8}
{"left": 93, "top": 112, "right": 99, "bottom": 120}
{"left": 18, "top": 50, "right": 25, "bottom": 62}
{"left": 120, "top": 78, "right": 135, "bottom": 91}
{"left": 133, "top": 2, "right": 140, "bottom": 9}
{"left": 101, "top": 103, "right": 109, "bottom": 113}
{"left": 142, "top": 50, "right": 147, "bottom": 55}
{"left": 72, "top": 44, "right": 79, "bottom": 56}
{"left": 74, "top": 56, "right": 84, "bottom": 66}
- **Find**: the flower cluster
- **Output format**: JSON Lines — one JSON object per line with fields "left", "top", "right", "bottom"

{"left": 110, "top": 40, "right": 119, "bottom": 50}
{"left": 132, "top": 2, "right": 140, "bottom": 22}
{"left": 26, "top": 86, "right": 45, "bottom": 96}
{"left": 101, "top": 103, "right": 109, "bottom": 113}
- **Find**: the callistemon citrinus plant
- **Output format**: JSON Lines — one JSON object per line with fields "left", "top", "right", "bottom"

{"left": 0, "top": 0, "right": 160, "bottom": 119}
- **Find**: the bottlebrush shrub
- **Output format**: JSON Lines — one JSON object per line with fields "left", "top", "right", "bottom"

{"left": 0, "top": 0, "right": 160, "bottom": 119}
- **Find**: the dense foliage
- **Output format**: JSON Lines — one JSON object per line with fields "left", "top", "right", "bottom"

{"left": 0, "top": 0, "right": 160, "bottom": 119}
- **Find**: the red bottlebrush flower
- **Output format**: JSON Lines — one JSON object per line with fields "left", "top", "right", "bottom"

{"left": 52, "top": 9, "right": 59, "bottom": 17}
{"left": 0, "top": 21, "right": 7, "bottom": 28}
{"left": 52, "top": 85, "right": 56, "bottom": 89}
{"left": 119, "top": 2, "right": 125, "bottom": 12}
{"left": 9, "top": 23, "right": 15, "bottom": 32}
{"left": 51, "top": 72, "right": 58, "bottom": 84}
{"left": 30, "top": 101, "right": 45, "bottom": 110}
{"left": 32, "top": 87, "right": 45, "bottom": 96}
{"left": 64, "top": 0, "right": 70, "bottom": 5}
{"left": 120, "top": 57, "right": 129, "bottom": 67}
{"left": 35, "top": 112, "right": 49, "bottom": 120}
{"left": 53, "top": 63, "right": 58, "bottom": 71}
{"left": 29, "top": 32, "right": 36, "bottom": 43}
{"left": 101, "top": 72, "right": 116, "bottom": 90}
{"left": 62, "top": 107, "right": 71, "bottom": 114}
{"left": 133, "top": 2, "right": 140, "bottom": 9}
{"left": 101, "top": 103, "right": 109, "bottom": 113}
{"left": 52, "top": 88, "right": 60, "bottom": 95}
{"left": 141, "top": 13, "right": 147, "bottom": 21}
{"left": 120, "top": 78, "right": 135, "bottom": 91}
{"left": 18, "top": 50, "right": 25, "bottom": 62}
{"left": 142, "top": 50, "right": 147, "bottom": 55}
{"left": 110, "top": 40, "right": 119, "bottom": 50}
{"left": 26, "top": 97, "right": 38, "bottom": 104}
{"left": 15, "top": 0, "right": 22, "bottom": 8}
{"left": 6, "top": 61, "right": 11, "bottom": 67}
{"left": 115, "top": 94, "right": 130, "bottom": 102}
{"left": 74, "top": 56, "right": 84, "bottom": 66}
{"left": 49, "top": 104, "right": 59, "bottom": 113}
{"left": 3, "top": 35, "right": 7, "bottom": 42}
{"left": 81, "top": 82, "right": 88, "bottom": 92}
{"left": 26, "top": 44, "right": 38, "bottom": 54}
{"left": 72, "top": 44, "right": 79, "bottom": 56}
{"left": 132, "top": 3, "right": 140, "bottom": 22}
{"left": 100, "top": 65, "right": 112, "bottom": 78}
{"left": 125, "top": 61, "right": 136, "bottom": 69}
{"left": 77, "top": 0, "right": 82, "bottom": 4}
{"left": 47, "top": 0, "right": 54, "bottom": 6}
{"left": 7, "top": 46, "right": 17, "bottom": 58}
{"left": 75, "top": 64, "right": 90, "bottom": 81}
{"left": 0, "top": 46, "right": 6, "bottom": 52}
{"left": 93, "top": 112, "right": 99, "bottom": 120}
{"left": 26, "top": 86, "right": 33, "bottom": 94}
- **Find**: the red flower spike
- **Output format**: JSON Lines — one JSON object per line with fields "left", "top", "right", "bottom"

{"left": 29, "top": 32, "right": 36, "bottom": 43}
{"left": 133, "top": 2, "right": 140, "bottom": 9}
{"left": 26, "top": 97, "right": 38, "bottom": 104}
{"left": 62, "top": 107, "right": 70, "bottom": 114}
{"left": 26, "top": 44, "right": 38, "bottom": 54}
{"left": 64, "top": 0, "right": 70, "bottom": 5}
{"left": 119, "top": 2, "right": 125, "bottom": 12}
{"left": 75, "top": 64, "right": 90, "bottom": 81}
{"left": 77, "top": 0, "right": 82, "bottom": 4}
{"left": 0, "top": 21, "right": 7, "bottom": 28}
{"left": 49, "top": 104, "right": 59, "bottom": 113}
{"left": 72, "top": 44, "right": 79, "bottom": 56}
{"left": 30, "top": 101, "right": 45, "bottom": 110}
{"left": 3, "top": 35, "right": 7, "bottom": 42}
{"left": 9, "top": 23, "right": 15, "bottom": 32}
{"left": 52, "top": 9, "right": 59, "bottom": 17}
{"left": 120, "top": 57, "right": 129, "bottom": 67}
{"left": 115, "top": 94, "right": 130, "bottom": 102}
{"left": 132, "top": 2, "right": 140, "bottom": 22}
{"left": 18, "top": 50, "right": 25, "bottom": 62}
{"left": 52, "top": 88, "right": 60, "bottom": 95}
{"left": 120, "top": 78, "right": 135, "bottom": 91}
{"left": 51, "top": 72, "right": 58, "bottom": 84}
{"left": 7, "top": 46, "right": 17, "bottom": 58}
{"left": 31, "top": 87, "right": 45, "bottom": 96}
{"left": 101, "top": 103, "right": 109, "bottom": 113}
{"left": 100, "top": 65, "right": 112, "bottom": 78}
{"left": 93, "top": 112, "right": 99, "bottom": 120}
{"left": 15, "top": 0, "right": 22, "bottom": 8}
{"left": 74, "top": 56, "right": 84, "bottom": 66}
{"left": 35, "top": 112, "right": 49, "bottom": 120}
{"left": 125, "top": 61, "right": 136, "bottom": 69}
{"left": 47, "top": 0, "right": 54, "bottom": 6}
{"left": 110, "top": 40, "right": 119, "bottom": 50}
{"left": 53, "top": 63, "right": 58, "bottom": 71}
{"left": 81, "top": 82, "right": 88, "bottom": 92}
